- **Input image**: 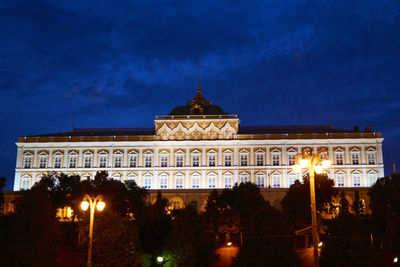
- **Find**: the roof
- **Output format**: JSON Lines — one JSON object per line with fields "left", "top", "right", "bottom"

{"left": 29, "top": 127, "right": 155, "bottom": 137}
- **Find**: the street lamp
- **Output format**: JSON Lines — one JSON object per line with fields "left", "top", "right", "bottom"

{"left": 81, "top": 194, "right": 106, "bottom": 267}
{"left": 292, "top": 148, "right": 331, "bottom": 267}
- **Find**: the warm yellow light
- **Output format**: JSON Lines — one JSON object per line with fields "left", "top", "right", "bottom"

{"left": 227, "top": 242, "right": 232, "bottom": 247}
{"left": 314, "top": 165, "right": 323, "bottom": 174}
{"left": 96, "top": 201, "right": 105, "bottom": 211}
{"left": 321, "top": 160, "right": 331, "bottom": 169}
{"left": 394, "top": 257, "right": 398, "bottom": 263}
{"left": 157, "top": 256, "right": 163, "bottom": 263}
{"left": 81, "top": 201, "right": 89, "bottom": 211}
{"left": 299, "top": 159, "right": 309, "bottom": 168}
{"left": 318, "top": 241, "right": 323, "bottom": 247}
{"left": 293, "top": 165, "right": 301, "bottom": 173}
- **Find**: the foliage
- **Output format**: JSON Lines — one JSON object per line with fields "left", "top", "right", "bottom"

{"left": 368, "top": 173, "right": 400, "bottom": 253}
{"left": 338, "top": 191, "right": 350, "bottom": 216}
{"left": 352, "top": 191, "right": 365, "bottom": 216}
{"left": 0, "top": 176, "right": 5, "bottom": 209}
{"left": 0, "top": 185, "right": 61, "bottom": 266}
{"left": 163, "top": 206, "right": 218, "bottom": 267}
{"left": 281, "top": 174, "right": 337, "bottom": 230}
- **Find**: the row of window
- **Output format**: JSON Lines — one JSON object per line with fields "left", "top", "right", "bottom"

{"left": 22, "top": 148, "right": 377, "bottom": 169}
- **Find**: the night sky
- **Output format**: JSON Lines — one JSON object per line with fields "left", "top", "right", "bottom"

{"left": 1, "top": 1, "right": 399, "bottom": 190}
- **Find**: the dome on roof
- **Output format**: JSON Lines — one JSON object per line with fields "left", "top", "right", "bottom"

{"left": 169, "top": 88, "right": 226, "bottom": 115}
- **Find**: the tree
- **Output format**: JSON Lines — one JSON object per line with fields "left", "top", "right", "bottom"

{"left": 0, "top": 185, "right": 61, "bottom": 266}
{"left": 352, "top": 191, "right": 365, "bottom": 216}
{"left": 281, "top": 174, "right": 337, "bottom": 230}
{"left": 0, "top": 176, "right": 5, "bottom": 210}
{"left": 339, "top": 191, "right": 350, "bottom": 217}
{"left": 163, "top": 206, "right": 218, "bottom": 267}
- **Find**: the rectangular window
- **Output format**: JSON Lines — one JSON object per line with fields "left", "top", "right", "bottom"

{"left": 129, "top": 155, "right": 137, "bottom": 167}
{"left": 99, "top": 155, "right": 107, "bottom": 168}
{"left": 336, "top": 174, "right": 345, "bottom": 187}
{"left": 23, "top": 157, "right": 32, "bottom": 168}
{"left": 192, "top": 176, "right": 200, "bottom": 188}
{"left": 256, "top": 154, "right": 264, "bottom": 166}
{"left": 272, "top": 154, "right": 280, "bottom": 166}
{"left": 39, "top": 157, "right": 47, "bottom": 168}
{"left": 54, "top": 156, "right": 62, "bottom": 168}
{"left": 208, "top": 176, "right": 216, "bottom": 188}
{"left": 144, "top": 177, "right": 152, "bottom": 189}
{"left": 22, "top": 178, "right": 30, "bottom": 190}
{"left": 367, "top": 153, "right": 376, "bottom": 165}
{"left": 84, "top": 156, "right": 92, "bottom": 168}
{"left": 256, "top": 176, "right": 265, "bottom": 188}
{"left": 351, "top": 153, "right": 360, "bottom": 165}
{"left": 160, "top": 155, "right": 168, "bottom": 167}
{"left": 272, "top": 175, "right": 280, "bottom": 188}
{"left": 160, "top": 177, "right": 167, "bottom": 189}
{"left": 288, "top": 154, "right": 295, "bottom": 165}
{"left": 240, "top": 154, "right": 248, "bottom": 166}
{"left": 144, "top": 155, "right": 152, "bottom": 167}
{"left": 353, "top": 174, "right": 361, "bottom": 187}
{"left": 335, "top": 153, "right": 344, "bottom": 165}
{"left": 176, "top": 155, "right": 184, "bottom": 167}
{"left": 224, "top": 154, "right": 232, "bottom": 166}
{"left": 192, "top": 155, "right": 200, "bottom": 167}
{"left": 69, "top": 156, "right": 77, "bottom": 168}
{"left": 368, "top": 173, "right": 377, "bottom": 186}
{"left": 208, "top": 154, "right": 216, "bottom": 167}
{"left": 240, "top": 175, "right": 249, "bottom": 183}
{"left": 224, "top": 176, "right": 232, "bottom": 188}
{"left": 114, "top": 155, "right": 122, "bottom": 168}
{"left": 288, "top": 175, "right": 297, "bottom": 186}
{"left": 176, "top": 176, "right": 183, "bottom": 189}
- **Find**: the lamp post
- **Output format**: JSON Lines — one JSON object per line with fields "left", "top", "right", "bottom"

{"left": 292, "top": 148, "right": 331, "bottom": 267}
{"left": 81, "top": 194, "right": 106, "bottom": 267}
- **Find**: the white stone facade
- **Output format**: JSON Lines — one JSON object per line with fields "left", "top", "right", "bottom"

{"left": 14, "top": 123, "right": 384, "bottom": 191}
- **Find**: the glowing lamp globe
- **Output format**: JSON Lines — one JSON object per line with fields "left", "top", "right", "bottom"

{"left": 299, "top": 159, "right": 309, "bottom": 168}
{"left": 81, "top": 201, "right": 89, "bottom": 211}
{"left": 321, "top": 160, "right": 331, "bottom": 169}
{"left": 314, "top": 165, "right": 323, "bottom": 174}
{"left": 293, "top": 165, "right": 301, "bottom": 173}
{"left": 157, "top": 256, "right": 163, "bottom": 263}
{"left": 96, "top": 201, "right": 105, "bottom": 211}
{"left": 227, "top": 242, "right": 232, "bottom": 247}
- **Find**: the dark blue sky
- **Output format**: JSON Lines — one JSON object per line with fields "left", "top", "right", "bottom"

{"left": 1, "top": 0, "right": 399, "bottom": 190}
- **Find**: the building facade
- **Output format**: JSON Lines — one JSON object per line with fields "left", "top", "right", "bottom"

{"left": 13, "top": 88, "right": 384, "bottom": 193}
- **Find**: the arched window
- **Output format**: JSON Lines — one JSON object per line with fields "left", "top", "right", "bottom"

{"left": 128, "top": 151, "right": 138, "bottom": 168}
{"left": 208, "top": 173, "right": 217, "bottom": 188}
{"left": 334, "top": 148, "right": 344, "bottom": 165}
{"left": 38, "top": 152, "right": 48, "bottom": 168}
{"left": 192, "top": 173, "right": 200, "bottom": 188}
{"left": 83, "top": 151, "right": 93, "bottom": 168}
{"left": 368, "top": 171, "right": 378, "bottom": 186}
{"left": 223, "top": 150, "right": 233, "bottom": 166}
{"left": 21, "top": 174, "right": 31, "bottom": 190}
{"left": 288, "top": 172, "right": 297, "bottom": 186}
{"left": 352, "top": 171, "right": 362, "bottom": 187}
{"left": 175, "top": 150, "right": 184, "bottom": 167}
{"left": 98, "top": 150, "right": 108, "bottom": 168}
{"left": 256, "top": 172, "right": 265, "bottom": 188}
{"left": 159, "top": 173, "right": 168, "bottom": 189}
{"left": 240, "top": 172, "right": 249, "bottom": 184}
{"left": 113, "top": 150, "right": 123, "bottom": 168}
{"left": 126, "top": 173, "right": 137, "bottom": 185}
{"left": 271, "top": 172, "right": 281, "bottom": 188}
{"left": 224, "top": 173, "right": 233, "bottom": 188}
{"left": 175, "top": 173, "right": 184, "bottom": 189}
{"left": 240, "top": 149, "right": 249, "bottom": 166}
{"left": 144, "top": 150, "right": 153, "bottom": 168}
{"left": 143, "top": 174, "right": 152, "bottom": 189}
{"left": 23, "top": 153, "right": 33, "bottom": 169}
{"left": 160, "top": 151, "right": 169, "bottom": 167}
{"left": 350, "top": 148, "right": 360, "bottom": 165}
{"left": 53, "top": 152, "right": 63, "bottom": 168}
{"left": 113, "top": 173, "right": 122, "bottom": 181}
{"left": 335, "top": 171, "right": 345, "bottom": 187}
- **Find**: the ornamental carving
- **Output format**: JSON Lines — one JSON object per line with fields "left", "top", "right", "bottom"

{"left": 155, "top": 118, "right": 239, "bottom": 141}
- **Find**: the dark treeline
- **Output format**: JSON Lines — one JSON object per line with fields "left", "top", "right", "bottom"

{"left": 0, "top": 172, "right": 399, "bottom": 266}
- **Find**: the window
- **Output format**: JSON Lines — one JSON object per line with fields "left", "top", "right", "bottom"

{"left": 335, "top": 153, "right": 344, "bottom": 165}
{"left": 272, "top": 153, "right": 280, "bottom": 166}
{"left": 208, "top": 174, "right": 216, "bottom": 188}
{"left": 208, "top": 154, "right": 216, "bottom": 167}
{"left": 84, "top": 156, "right": 92, "bottom": 168}
{"left": 336, "top": 173, "right": 345, "bottom": 187}
{"left": 129, "top": 155, "right": 137, "bottom": 167}
{"left": 368, "top": 172, "right": 378, "bottom": 186}
{"left": 256, "top": 154, "right": 264, "bottom": 166}
{"left": 126, "top": 174, "right": 137, "bottom": 185}
{"left": 144, "top": 176, "right": 152, "bottom": 189}
{"left": 288, "top": 174, "right": 297, "bottom": 186}
{"left": 240, "top": 154, "right": 248, "bottom": 166}
{"left": 160, "top": 175, "right": 168, "bottom": 189}
{"left": 39, "top": 156, "right": 47, "bottom": 168}
{"left": 69, "top": 155, "right": 77, "bottom": 168}
{"left": 272, "top": 174, "right": 281, "bottom": 188}
{"left": 224, "top": 154, "right": 232, "bottom": 166}
{"left": 256, "top": 175, "right": 265, "bottom": 188}
{"left": 113, "top": 173, "right": 122, "bottom": 181}
{"left": 21, "top": 176, "right": 30, "bottom": 190}
{"left": 54, "top": 156, "right": 62, "bottom": 168}
{"left": 351, "top": 151, "right": 360, "bottom": 165}
{"left": 114, "top": 155, "right": 122, "bottom": 168}
{"left": 367, "top": 152, "right": 376, "bottom": 165}
{"left": 224, "top": 174, "right": 233, "bottom": 188}
{"left": 192, "top": 175, "right": 200, "bottom": 188}
{"left": 144, "top": 155, "right": 152, "bottom": 167}
{"left": 352, "top": 172, "right": 361, "bottom": 187}
{"left": 176, "top": 154, "right": 184, "bottom": 167}
{"left": 99, "top": 155, "right": 107, "bottom": 168}
{"left": 175, "top": 175, "right": 183, "bottom": 189}
{"left": 192, "top": 154, "right": 200, "bottom": 167}
{"left": 160, "top": 155, "right": 168, "bottom": 167}
{"left": 288, "top": 154, "right": 295, "bottom": 165}
{"left": 240, "top": 174, "right": 249, "bottom": 183}
{"left": 23, "top": 156, "right": 32, "bottom": 168}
